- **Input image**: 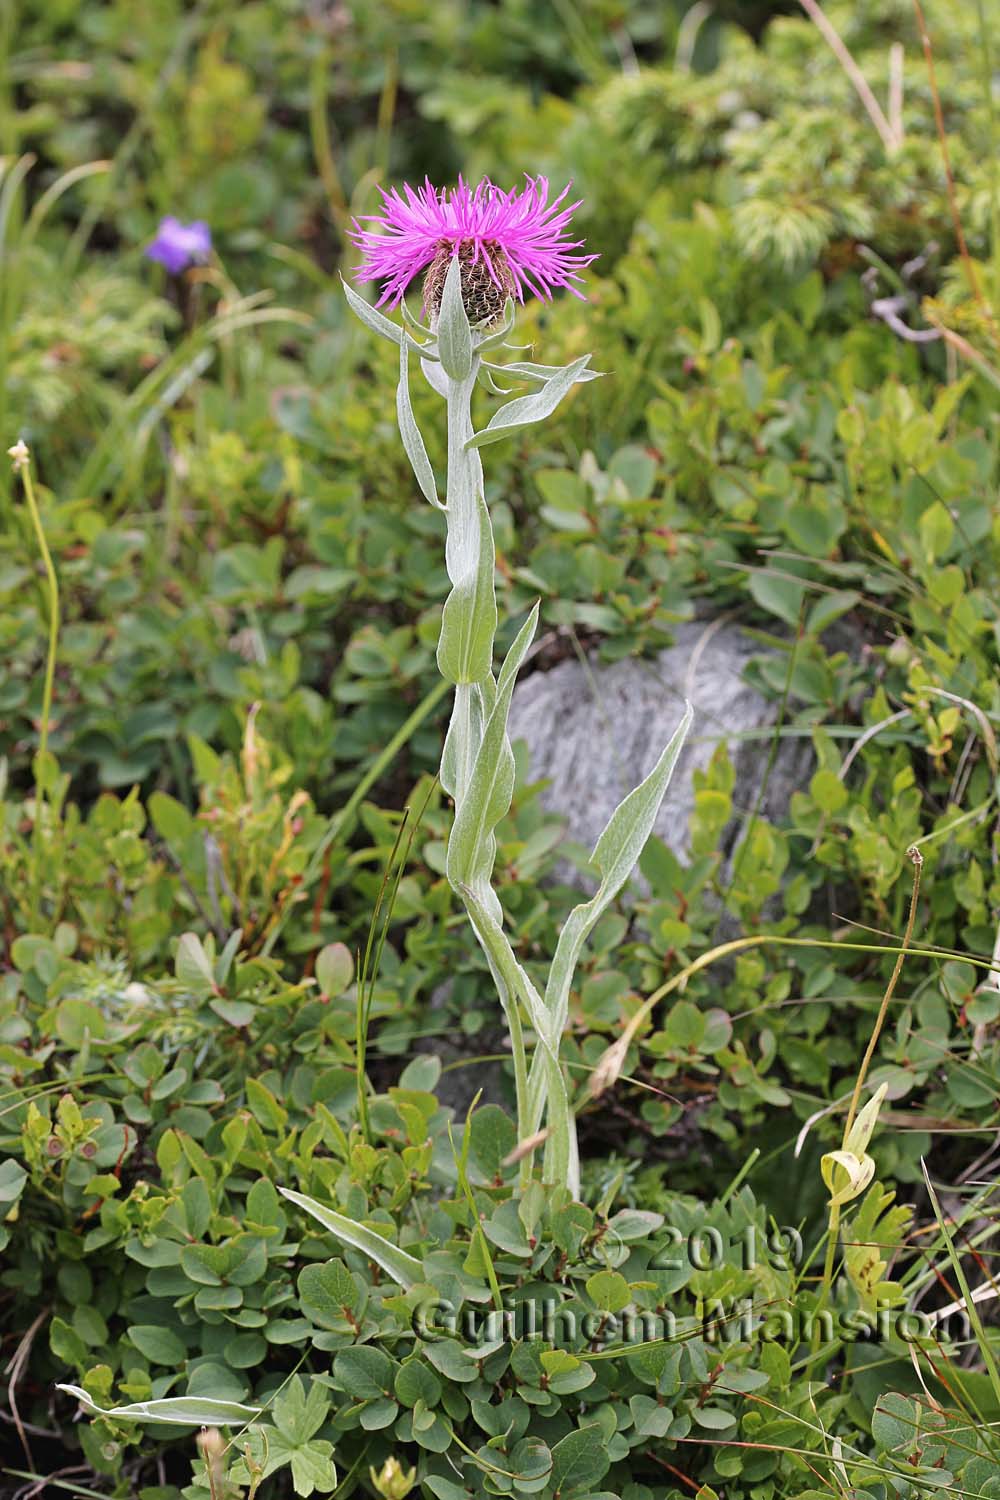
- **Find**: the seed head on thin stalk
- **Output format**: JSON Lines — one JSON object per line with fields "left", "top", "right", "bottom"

{"left": 8, "top": 439, "right": 60, "bottom": 928}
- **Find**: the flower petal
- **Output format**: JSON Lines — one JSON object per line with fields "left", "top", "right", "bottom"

{"left": 349, "top": 175, "right": 597, "bottom": 308}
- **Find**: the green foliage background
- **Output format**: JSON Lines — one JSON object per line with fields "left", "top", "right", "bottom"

{"left": 2, "top": 0, "right": 1000, "bottom": 1496}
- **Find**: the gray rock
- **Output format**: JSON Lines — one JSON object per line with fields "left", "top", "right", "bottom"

{"left": 507, "top": 619, "right": 814, "bottom": 876}
{"left": 423, "top": 618, "right": 819, "bottom": 1114}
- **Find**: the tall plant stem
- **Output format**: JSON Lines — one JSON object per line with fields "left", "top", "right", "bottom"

{"left": 0, "top": 155, "right": 34, "bottom": 520}
{"left": 842, "top": 846, "right": 923, "bottom": 1141}
{"left": 14, "top": 450, "right": 60, "bottom": 928}
{"left": 346, "top": 267, "right": 600, "bottom": 1197}
{"left": 808, "top": 846, "right": 923, "bottom": 1373}
{"left": 463, "top": 903, "right": 532, "bottom": 1160}
{"left": 440, "top": 364, "right": 537, "bottom": 1164}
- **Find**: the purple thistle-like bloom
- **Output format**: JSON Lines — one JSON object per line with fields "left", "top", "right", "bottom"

{"left": 350, "top": 175, "right": 598, "bottom": 314}
{"left": 145, "top": 216, "right": 212, "bottom": 275}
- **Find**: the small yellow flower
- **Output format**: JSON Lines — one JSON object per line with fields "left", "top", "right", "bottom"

{"left": 821, "top": 1084, "right": 889, "bottom": 1208}
{"left": 844, "top": 1082, "right": 888, "bottom": 1158}
{"left": 821, "top": 1147, "right": 875, "bottom": 1208}
{"left": 369, "top": 1456, "right": 418, "bottom": 1500}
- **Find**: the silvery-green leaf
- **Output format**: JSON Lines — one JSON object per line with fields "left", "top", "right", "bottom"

{"left": 466, "top": 356, "right": 594, "bottom": 449}
{"left": 589, "top": 701, "right": 693, "bottom": 887}
{"left": 400, "top": 299, "right": 434, "bottom": 338}
{"left": 447, "top": 605, "right": 538, "bottom": 892}
{"left": 458, "top": 881, "right": 578, "bottom": 1195}
{"left": 495, "top": 605, "right": 539, "bottom": 698}
{"left": 440, "top": 692, "right": 461, "bottom": 803}
{"left": 478, "top": 366, "right": 517, "bottom": 395}
{"left": 477, "top": 673, "right": 497, "bottom": 720}
{"left": 437, "top": 493, "right": 497, "bottom": 684}
{"left": 422, "top": 355, "right": 450, "bottom": 399}
{"left": 441, "top": 684, "right": 483, "bottom": 804}
{"left": 397, "top": 341, "right": 443, "bottom": 510}
{"left": 56, "top": 1385, "right": 262, "bottom": 1426}
{"left": 441, "top": 676, "right": 494, "bottom": 805}
{"left": 541, "top": 1051, "right": 578, "bottom": 1196}
{"left": 437, "top": 255, "right": 473, "bottom": 381}
{"left": 342, "top": 277, "right": 436, "bottom": 358}
{"left": 278, "top": 1186, "right": 422, "bottom": 1290}
{"left": 545, "top": 703, "right": 693, "bottom": 1039}
{"left": 458, "top": 881, "right": 550, "bottom": 1047}
{"left": 485, "top": 358, "right": 602, "bottom": 386}
{"left": 473, "top": 298, "right": 515, "bottom": 351}
{"left": 526, "top": 1043, "right": 549, "bottom": 1136}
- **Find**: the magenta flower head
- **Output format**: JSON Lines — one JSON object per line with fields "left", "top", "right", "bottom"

{"left": 350, "top": 175, "right": 597, "bottom": 325}
{"left": 145, "top": 216, "right": 212, "bottom": 275}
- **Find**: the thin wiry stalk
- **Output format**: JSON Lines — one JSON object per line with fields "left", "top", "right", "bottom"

{"left": 354, "top": 806, "right": 414, "bottom": 1142}
{"left": 807, "top": 847, "right": 923, "bottom": 1374}
{"left": 911, "top": 0, "right": 994, "bottom": 333}
{"left": 922, "top": 1162, "right": 1000, "bottom": 1413}
{"left": 973, "top": 0, "right": 1000, "bottom": 308}
{"left": 12, "top": 451, "right": 60, "bottom": 930}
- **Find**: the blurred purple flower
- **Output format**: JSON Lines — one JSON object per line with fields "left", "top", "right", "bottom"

{"left": 145, "top": 216, "right": 212, "bottom": 274}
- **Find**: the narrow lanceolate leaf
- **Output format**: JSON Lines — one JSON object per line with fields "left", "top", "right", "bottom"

{"left": 400, "top": 300, "right": 434, "bottom": 338}
{"left": 541, "top": 1050, "right": 579, "bottom": 1198}
{"left": 342, "top": 277, "right": 435, "bottom": 358}
{"left": 278, "top": 1186, "right": 422, "bottom": 1290}
{"left": 441, "top": 683, "right": 475, "bottom": 803}
{"left": 421, "top": 355, "right": 450, "bottom": 399}
{"left": 458, "top": 881, "right": 550, "bottom": 1049}
{"left": 436, "top": 255, "right": 473, "bottom": 381}
{"left": 922, "top": 1158, "right": 1000, "bottom": 1408}
{"left": 56, "top": 1386, "right": 262, "bottom": 1426}
{"left": 485, "top": 359, "right": 602, "bottom": 385}
{"left": 459, "top": 881, "right": 578, "bottom": 1195}
{"left": 473, "top": 298, "right": 515, "bottom": 352}
{"left": 479, "top": 366, "right": 517, "bottom": 395}
{"left": 589, "top": 701, "right": 693, "bottom": 891}
{"left": 447, "top": 605, "right": 539, "bottom": 893}
{"left": 441, "top": 677, "right": 495, "bottom": 803}
{"left": 545, "top": 702, "right": 693, "bottom": 1039}
{"left": 437, "top": 493, "right": 497, "bottom": 684}
{"left": 466, "top": 356, "right": 595, "bottom": 449}
{"left": 397, "top": 341, "right": 443, "bottom": 510}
